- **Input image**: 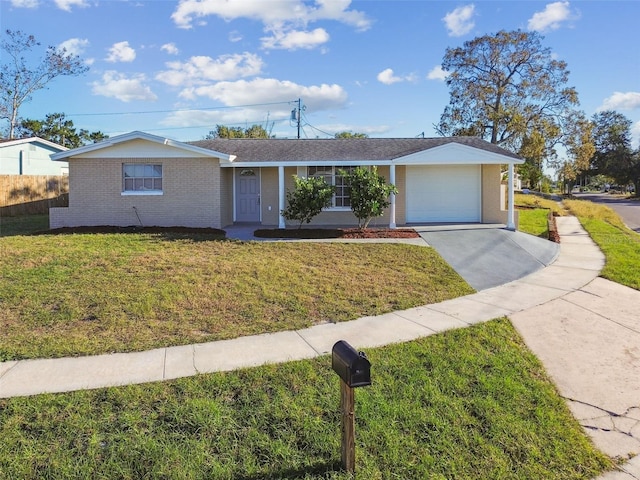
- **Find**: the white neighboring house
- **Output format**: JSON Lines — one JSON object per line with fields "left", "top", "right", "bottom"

{"left": 0, "top": 137, "right": 68, "bottom": 175}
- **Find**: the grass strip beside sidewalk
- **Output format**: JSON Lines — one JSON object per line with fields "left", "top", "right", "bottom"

{"left": 565, "top": 199, "right": 640, "bottom": 290}
{"left": 0, "top": 319, "right": 612, "bottom": 479}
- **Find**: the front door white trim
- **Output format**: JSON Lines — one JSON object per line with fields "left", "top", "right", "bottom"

{"left": 278, "top": 166, "right": 285, "bottom": 228}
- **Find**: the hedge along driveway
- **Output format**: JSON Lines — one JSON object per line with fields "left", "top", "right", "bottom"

{"left": 0, "top": 232, "right": 474, "bottom": 360}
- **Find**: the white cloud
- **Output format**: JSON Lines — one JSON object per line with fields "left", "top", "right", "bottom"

{"left": 91, "top": 71, "right": 158, "bottom": 102}
{"left": 442, "top": 4, "right": 475, "bottom": 37}
{"left": 177, "top": 77, "right": 347, "bottom": 110}
{"left": 170, "top": 0, "right": 369, "bottom": 52}
{"left": 598, "top": 92, "right": 640, "bottom": 111}
{"left": 377, "top": 69, "right": 401, "bottom": 85}
{"left": 527, "top": 1, "right": 573, "bottom": 32}
{"left": 376, "top": 68, "right": 416, "bottom": 85}
{"left": 171, "top": 0, "right": 371, "bottom": 30}
{"left": 57, "top": 38, "right": 93, "bottom": 65}
{"left": 54, "top": 0, "right": 88, "bottom": 11}
{"left": 261, "top": 27, "right": 330, "bottom": 50}
{"left": 10, "top": 0, "right": 39, "bottom": 8}
{"left": 58, "top": 37, "right": 89, "bottom": 56}
{"left": 161, "top": 78, "right": 348, "bottom": 132}
{"left": 106, "top": 41, "right": 136, "bottom": 63}
{"left": 156, "top": 52, "right": 264, "bottom": 87}
{"left": 161, "top": 43, "right": 180, "bottom": 55}
{"left": 427, "top": 65, "right": 448, "bottom": 82}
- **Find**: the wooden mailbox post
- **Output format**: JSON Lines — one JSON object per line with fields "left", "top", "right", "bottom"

{"left": 331, "top": 340, "right": 371, "bottom": 474}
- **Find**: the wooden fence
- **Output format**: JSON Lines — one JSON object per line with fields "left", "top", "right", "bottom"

{"left": 0, "top": 175, "right": 69, "bottom": 216}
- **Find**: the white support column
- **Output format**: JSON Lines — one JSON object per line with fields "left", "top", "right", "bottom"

{"left": 389, "top": 164, "right": 396, "bottom": 229}
{"left": 506, "top": 162, "right": 516, "bottom": 231}
{"left": 278, "top": 166, "right": 286, "bottom": 228}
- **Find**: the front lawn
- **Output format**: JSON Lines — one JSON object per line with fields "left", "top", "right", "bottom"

{"left": 0, "top": 319, "right": 612, "bottom": 479}
{"left": 0, "top": 232, "right": 473, "bottom": 360}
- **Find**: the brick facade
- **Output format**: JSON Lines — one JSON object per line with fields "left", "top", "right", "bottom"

{"left": 51, "top": 156, "right": 222, "bottom": 229}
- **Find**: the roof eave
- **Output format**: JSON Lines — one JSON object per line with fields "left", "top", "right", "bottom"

{"left": 51, "top": 131, "right": 232, "bottom": 161}
{"left": 1, "top": 137, "right": 68, "bottom": 153}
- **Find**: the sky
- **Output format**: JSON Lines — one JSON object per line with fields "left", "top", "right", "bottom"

{"left": 2, "top": 0, "right": 640, "bottom": 162}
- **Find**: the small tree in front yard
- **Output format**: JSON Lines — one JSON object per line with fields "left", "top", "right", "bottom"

{"left": 281, "top": 175, "right": 335, "bottom": 228}
{"left": 341, "top": 166, "right": 398, "bottom": 229}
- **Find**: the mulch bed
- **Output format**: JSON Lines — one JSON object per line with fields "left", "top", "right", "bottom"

{"left": 254, "top": 228, "right": 420, "bottom": 239}
{"left": 38, "top": 225, "right": 419, "bottom": 239}
{"left": 40, "top": 226, "right": 227, "bottom": 236}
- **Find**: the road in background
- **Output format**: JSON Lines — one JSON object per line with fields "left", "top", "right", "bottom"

{"left": 575, "top": 193, "right": 640, "bottom": 232}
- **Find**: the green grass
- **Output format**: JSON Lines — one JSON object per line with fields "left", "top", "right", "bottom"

{"left": 0, "top": 214, "right": 49, "bottom": 237}
{"left": 516, "top": 208, "right": 550, "bottom": 238}
{"left": 0, "top": 232, "right": 473, "bottom": 360}
{"left": 515, "top": 193, "right": 565, "bottom": 215}
{"left": 0, "top": 319, "right": 612, "bottom": 479}
{"left": 514, "top": 193, "right": 564, "bottom": 239}
{"left": 565, "top": 199, "right": 640, "bottom": 289}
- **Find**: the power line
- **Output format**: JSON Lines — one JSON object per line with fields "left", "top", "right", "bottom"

{"left": 303, "top": 121, "right": 335, "bottom": 138}
{"left": 103, "top": 115, "right": 292, "bottom": 136}
{"left": 300, "top": 111, "right": 338, "bottom": 138}
{"left": 66, "top": 100, "right": 297, "bottom": 117}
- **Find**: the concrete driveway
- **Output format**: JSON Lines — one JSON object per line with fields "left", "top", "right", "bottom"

{"left": 416, "top": 225, "right": 560, "bottom": 290}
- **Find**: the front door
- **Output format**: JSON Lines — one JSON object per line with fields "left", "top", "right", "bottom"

{"left": 235, "top": 168, "right": 260, "bottom": 222}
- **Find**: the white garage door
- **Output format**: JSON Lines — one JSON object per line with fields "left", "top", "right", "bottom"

{"left": 406, "top": 165, "right": 481, "bottom": 223}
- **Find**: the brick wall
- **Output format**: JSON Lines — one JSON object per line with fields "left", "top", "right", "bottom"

{"left": 51, "top": 157, "right": 222, "bottom": 229}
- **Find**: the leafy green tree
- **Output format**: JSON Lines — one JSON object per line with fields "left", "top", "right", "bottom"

{"left": 282, "top": 176, "right": 335, "bottom": 228}
{"left": 205, "top": 124, "right": 271, "bottom": 139}
{"left": 17, "top": 112, "right": 108, "bottom": 147}
{"left": 1, "top": 30, "right": 89, "bottom": 139}
{"left": 558, "top": 110, "right": 595, "bottom": 193}
{"left": 340, "top": 166, "right": 398, "bottom": 229}
{"left": 518, "top": 129, "right": 550, "bottom": 189}
{"left": 591, "top": 110, "right": 636, "bottom": 192}
{"left": 334, "top": 131, "right": 369, "bottom": 139}
{"left": 436, "top": 30, "right": 579, "bottom": 162}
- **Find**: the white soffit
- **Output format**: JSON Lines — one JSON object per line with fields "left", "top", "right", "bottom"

{"left": 396, "top": 142, "right": 523, "bottom": 165}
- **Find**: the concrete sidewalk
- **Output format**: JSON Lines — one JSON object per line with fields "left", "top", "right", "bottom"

{"left": 0, "top": 217, "right": 638, "bottom": 478}
{"left": 510, "top": 218, "right": 640, "bottom": 480}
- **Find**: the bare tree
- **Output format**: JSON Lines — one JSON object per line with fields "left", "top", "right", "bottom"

{"left": 437, "top": 30, "right": 579, "bottom": 154}
{"left": 1, "top": 30, "right": 89, "bottom": 139}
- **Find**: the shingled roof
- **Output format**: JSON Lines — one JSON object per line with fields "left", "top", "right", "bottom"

{"left": 188, "top": 136, "right": 522, "bottom": 163}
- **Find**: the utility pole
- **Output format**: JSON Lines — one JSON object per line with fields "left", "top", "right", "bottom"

{"left": 291, "top": 98, "right": 303, "bottom": 139}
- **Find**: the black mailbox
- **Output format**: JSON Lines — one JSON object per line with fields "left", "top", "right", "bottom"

{"left": 332, "top": 340, "right": 371, "bottom": 388}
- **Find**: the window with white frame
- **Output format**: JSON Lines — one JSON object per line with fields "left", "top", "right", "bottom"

{"left": 123, "top": 164, "right": 163, "bottom": 193}
{"left": 308, "top": 166, "right": 356, "bottom": 208}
